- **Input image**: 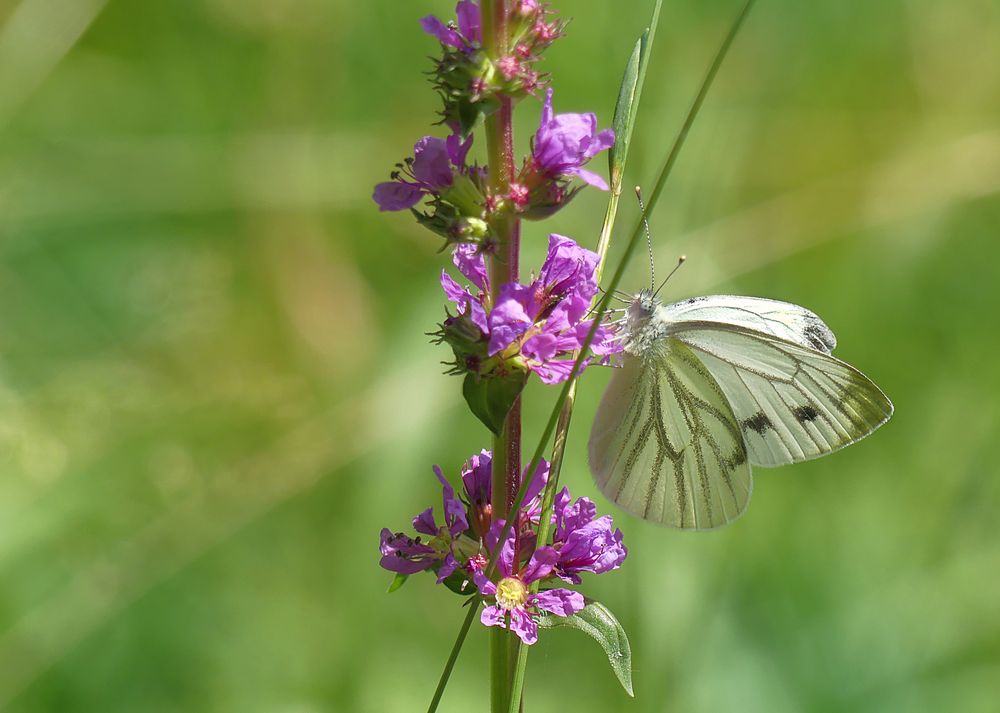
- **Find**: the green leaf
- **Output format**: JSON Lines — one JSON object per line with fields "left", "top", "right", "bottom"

{"left": 538, "top": 599, "right": 634, "bottom": 697}
{"left": 608, "top": 0, "right": 662, "bottom": 191}
{"left": 386, "top": 573, "right": 408, "bottom": 594}
{"left": 462, "top": 371, "right": 527, "bottom": 435}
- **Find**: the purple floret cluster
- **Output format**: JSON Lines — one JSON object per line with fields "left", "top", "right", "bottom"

{"left": 380, "top": 450, "right": 627, "bottom": 644}
{"left": 438, "top": 234, "right": 619, "bottom": 384}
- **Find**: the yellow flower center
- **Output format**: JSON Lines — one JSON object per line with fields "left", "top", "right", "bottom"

{"left": 495, "top": 576, "right": 528, "bottom": 610}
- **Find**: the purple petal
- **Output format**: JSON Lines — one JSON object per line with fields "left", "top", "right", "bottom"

{"left": 556, "top": 496, "right": 598, "bottom": 537}
{"left": 538, "top": 233, "right": 599, "bottom": 299}
{"left": 528, "top": 358, "right": 580, "bottom": 384}
{"left": 452, "top": 243, "right": 488, "bottom": 291}
{"left": 487, "top": 283, "right": 536, "bottom": 355}
{"left": 522, "top": 545, "right": 558, "bottom": 584}
{"left": 467, "top": 300, "right": 489, "bottom": 334}
{"left": 436, "top": 553, "right": 461, "bottom": 583}
{"left": 552, "top": 487, "right": 573, "bottom": 529}
{"left": 509, "top": 609, "right": 539, "bottom": 645}
{"left": 474, "top": 566, "right": 497, "bottom": 596}
{"left": 531, "top": 588, "right": 585, "bottom": 617}
{"left": 456, "top": 1, "right": 481, "bottom": 43}
{"left": 549, "top": 290, "right": 593, "bottom": 331}
{"left": 412, "top": 507, "right": 438, "bottom": 536}
{"left": 522, "top": 332, "right": 558, "bottom": 362}
{"left": 522, "top": 458, "right": 550, "bottom": 504}
{"left": 411, "top": 136, "right": 454, "bottom": 189}
{"left": 530, "top": 90, "right": 614, "bottom": 182}
{"left": 568, "top": 166, "right": 609, "bottom": 191}
{"left": 420, "top": 15, "right": 465, "bottom": 48}
{"left": 481, "top": 605, "right": 506, "bottom": 628}
{"left": 588, "top": 322, "right": 624, "bottom": 356}
{"left": 461, "top": 449, "right": 492, "bottom": 506}
{"left": 446, "top": 132, "right": 474, "bottom": 168}
{"left": 379, "top": 554, "right": 433, "bottom": 574}
{"left": 434, "top": 465, "right": 470, "bottom": 535}
{"left": 373, "top": 181, "right": 424, "bottom": 211}
{"left": 586, "top": 128, "right": 616, "bottom": 158}
{"left": 441, "top": 270, "right": 472, "bottom": 305}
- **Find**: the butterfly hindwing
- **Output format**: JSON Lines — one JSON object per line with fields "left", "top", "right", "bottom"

{"left": 588, "top": 340, "right": 752, "bottom": 529}
{"left": 673, "top": 323, "right": 893, "bottom": 467}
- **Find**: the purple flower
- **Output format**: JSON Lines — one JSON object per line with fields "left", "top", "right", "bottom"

{"left": 378, "top": 450, "right": 552, "bottom": 584}
{"left": 378, "top": 464, "right": 470, "bottom": 582}
{"left": 439, "top": 235, "right": 621, "bottom": 383}
{"left": 550, "top": 488, "right": 627, "bottom": 584}
{"left": 487, "top": 234, "right": 621, "bottom": 383}
{"left": 473, "top": 531, "right": 585, "bottom": 645}
{"left": 373, "top": 134, "right": 473, "bottom": 211}
{"left": 421, "top": 1, "right": 481, "bottom": 51}
{"left": 531, "top": 89, "right": 614, "bottom": 190}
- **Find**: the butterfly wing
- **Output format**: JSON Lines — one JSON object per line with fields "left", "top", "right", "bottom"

{"left": 660, "top": 295, "right": 837, "bottom": 353}
{"left": 588, "top": 340, "right": 752, "bottom": 529}
{"left": 672, "top": 322, "right": 893, "bottom": 467}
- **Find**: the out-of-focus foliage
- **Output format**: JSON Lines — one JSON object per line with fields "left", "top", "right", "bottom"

{"left": 0, "top": 1, "right": 997, "bottom": 711}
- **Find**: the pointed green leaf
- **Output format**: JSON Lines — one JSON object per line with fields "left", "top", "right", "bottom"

{"left": 462, "top": 371, "right": 527, "bottom": 435}
{"left": 386, "top": 573, "right": 408, "bottom": 594}
{"left": 608, "top": 35, "right": 643, "bottom": 190}
{"left": 608, "top": 0, "right": 662, "bottom": 191}
{"left": 538, "top": 599, "right": 634, "bottom": 696}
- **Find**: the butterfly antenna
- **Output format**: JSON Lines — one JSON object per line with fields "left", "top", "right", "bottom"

{"left": 653, "top": 255, "right": 687, "bottom": 297}
{"left": 635, "top": 186, "right": 655, "bottom": 291}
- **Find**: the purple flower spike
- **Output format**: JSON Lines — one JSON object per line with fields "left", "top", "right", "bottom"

{"left": 532, "top": 89, "right": 615, "bottom": 190}
{"left": 473, "top": 530, "right": 585, "bottom": 645}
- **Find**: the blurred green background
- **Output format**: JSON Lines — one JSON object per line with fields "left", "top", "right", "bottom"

{"left": 1, "top": 0, "right": 998, "bottom": 711}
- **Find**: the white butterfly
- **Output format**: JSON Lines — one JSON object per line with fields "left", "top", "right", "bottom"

{"left": 588, "top": 286, "right": 893, "bottom": 529}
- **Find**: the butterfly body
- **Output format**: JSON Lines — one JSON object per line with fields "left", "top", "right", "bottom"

{"left": 588, "top": 291, "right": 892, "bottom": 530}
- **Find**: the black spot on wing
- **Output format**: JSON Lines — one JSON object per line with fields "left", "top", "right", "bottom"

{"left": 679, "top": 296, "right": 709, "bottom": 306}
{"left": 724, "top": 445, "right": 747, "bottom": 469}
{"left": 793, "top": 404, "right": 819, "bottom": 423}
{"left": 742, "top": 412, "right": 773, "bottom": 435}
{"left": 803, "top": 318, "right": 835, "bottom": 353}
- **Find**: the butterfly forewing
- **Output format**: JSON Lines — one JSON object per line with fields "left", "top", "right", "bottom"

{"left": 588, "top": 341, "right": 752, "bottom": 529}
{"left": 660, "top": 295, "right": 837, "bottom": 353}
{"left": 673, "top": 323, "right": 893, "bottom": 467}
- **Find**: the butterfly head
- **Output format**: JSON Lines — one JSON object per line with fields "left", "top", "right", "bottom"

{"left": 620, "top": 288, "right": 663, "bottom": 354}
{"left": 630, "top": 288, "right": 659, "bottom": 321}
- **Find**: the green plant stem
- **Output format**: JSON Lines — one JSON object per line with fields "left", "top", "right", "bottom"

{"left": 482, "top": 2, "right": 522, "bottom": 712}
{"left": 427, "top": 601, "right": 481, "bottom": 713}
